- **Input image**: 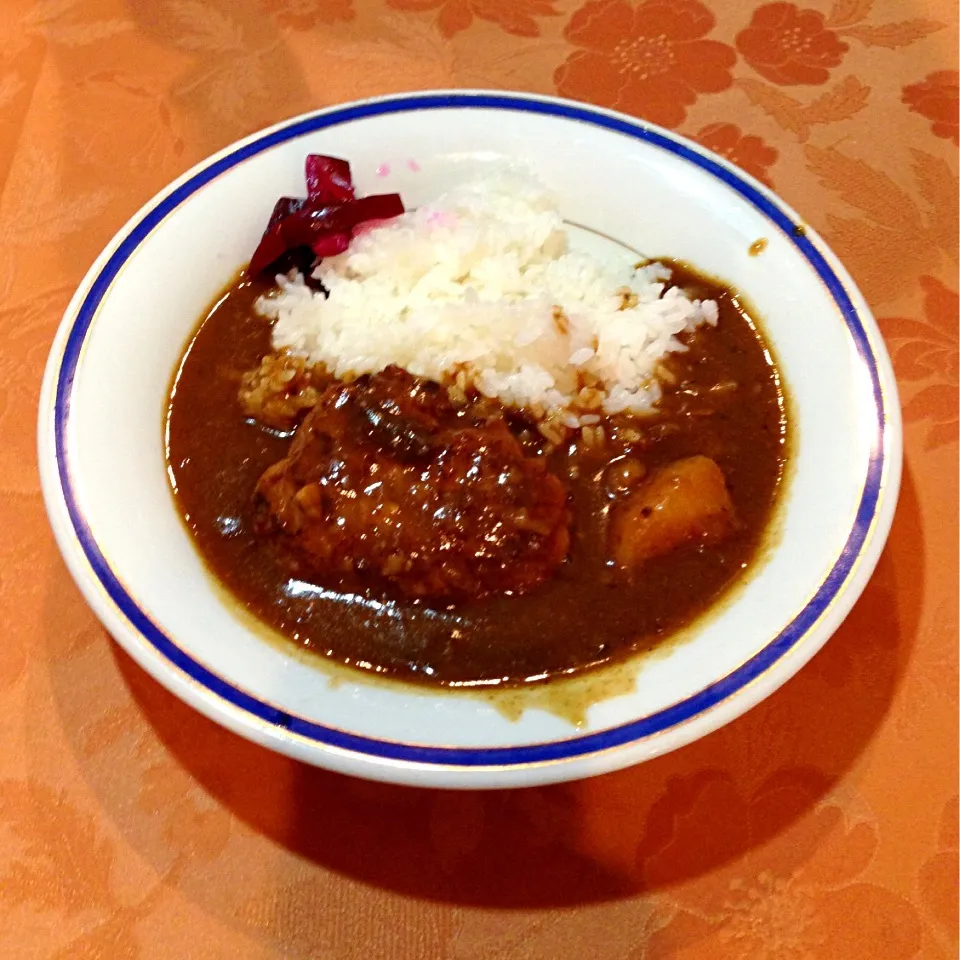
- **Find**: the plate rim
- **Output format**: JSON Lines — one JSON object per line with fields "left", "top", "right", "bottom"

{"left": 38, "top": 89, "right": 902, "bottom": 779}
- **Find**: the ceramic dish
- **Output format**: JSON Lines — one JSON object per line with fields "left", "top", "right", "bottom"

{"left": 38, "top": 91, "right": 901, "bottom": 788}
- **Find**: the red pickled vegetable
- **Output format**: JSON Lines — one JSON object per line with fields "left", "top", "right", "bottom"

{"left": 247, "top": 197, "right": 302, "bottom": 275}
{"left": 248, "top": 155, "right": 404, "bottom": 277}
{"left": 310, "top": 233, "right": 351, "bottom": 258}
{"left": 305, "top": 155, "right": 354, "bottom": 204}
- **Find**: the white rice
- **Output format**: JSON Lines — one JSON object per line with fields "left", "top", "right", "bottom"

{"left": 258, "top": 168, "right": 718, "bottom": 422}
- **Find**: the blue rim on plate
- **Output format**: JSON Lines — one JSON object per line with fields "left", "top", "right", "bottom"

{"left": 53, "top": 92, "right": 887, "bottom": 768}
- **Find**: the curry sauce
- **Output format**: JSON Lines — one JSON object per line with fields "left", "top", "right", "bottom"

{"left": 166, "top": 265, "right": 787, "bottom": 687}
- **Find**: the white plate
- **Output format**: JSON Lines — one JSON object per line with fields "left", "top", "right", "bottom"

{"left": 38, "top": 91, "right": 901, "bottom": 788}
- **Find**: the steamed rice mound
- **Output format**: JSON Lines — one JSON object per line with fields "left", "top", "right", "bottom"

{"left": 258, "top": 168, "right": 718, "bottom": 425}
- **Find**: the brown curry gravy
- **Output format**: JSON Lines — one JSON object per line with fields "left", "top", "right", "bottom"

{"left": 166, "top": 265, "right": 787, "bottom": 687}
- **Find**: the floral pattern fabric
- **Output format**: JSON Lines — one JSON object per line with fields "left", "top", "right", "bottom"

{"left": 0, "top": 0, "right": 956, "bottom": 957}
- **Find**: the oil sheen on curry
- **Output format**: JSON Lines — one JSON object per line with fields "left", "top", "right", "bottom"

{"left": 168, "top": 276, "right": 786, "bottom": 687}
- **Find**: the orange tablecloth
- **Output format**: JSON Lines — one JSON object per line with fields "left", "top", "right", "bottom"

{"left": 1, "top": 1, "right": 956, "bottom": 956}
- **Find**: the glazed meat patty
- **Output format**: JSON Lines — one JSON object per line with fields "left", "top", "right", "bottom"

{"left": 254, "top": 366, "right": 571, "bottom": 601}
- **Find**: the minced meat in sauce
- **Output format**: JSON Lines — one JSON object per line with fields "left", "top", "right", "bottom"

{"left": 166, "top": 265, "right": 787, "bottom": 686}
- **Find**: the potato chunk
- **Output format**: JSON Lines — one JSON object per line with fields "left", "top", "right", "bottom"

{"left": 610, "top": 455, "right": 737, "bottom": 569}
